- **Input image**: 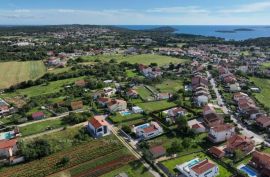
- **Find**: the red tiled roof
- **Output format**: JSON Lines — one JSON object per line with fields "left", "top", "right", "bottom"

{"left": 0, "top": 139, "right": 17, "bottom": 149}
{"left": 89, "top": 116, "right": 107, "bottom": 129}
{"left": 143, "top": 125, "right": 157, "bottom": 133}
{"left": 209, "top": 146, "right": 225, "bottom": 158}
{"left": 98, "top": 97, "right": 111, "bottom": 103}
{"left": 70, "top": 100, "right": 83, "bottom": 110}
{"left": 149, "top": 145, "right": 166, "bottom": 155}
{"left": 192, "top": 123, "right": 204, "bottom": 129}
{"left": 191, "top": 159, "right": 216, "bottom": 175}
{"left": 211, "top": 124, "right": 234, "bottom": 132}
{"left": 32, "top": 111, "right": 44, "bottom": 118}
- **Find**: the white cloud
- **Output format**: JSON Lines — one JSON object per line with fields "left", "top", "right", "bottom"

{"left": 219, "top": 2, "right": 270, "bottom": 13}
{"left": 146, "top": 6, "right": 208, "bottom": 14}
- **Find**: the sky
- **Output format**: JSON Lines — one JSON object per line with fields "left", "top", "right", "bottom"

{"left": 0, "top": 0, "right": 270, "bottom": 25}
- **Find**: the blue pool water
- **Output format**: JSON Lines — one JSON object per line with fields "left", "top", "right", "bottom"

{"left": 137, "top": 124, "right": 149, "bottom": 129}
{"left": 0, "top": 132, "right": 14, "bottom": 140}
{"left": 120, "top": 111, "right": 131, "bottom": 116}
{"left": 240, "top": 166, "right": 257, "bottom": 177}
{"left": 188, "top": 159, "right": 199, "bottom": 167}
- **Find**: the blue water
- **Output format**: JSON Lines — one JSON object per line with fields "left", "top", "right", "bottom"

{"left": 117, "top": 25, "right": 270, "bottom": 41}
{"left": 240, "top": 166, "right": 257, "bottom": 177}
{"left": 0, "top": 132, "right": 14, "bottom": 140}
{"left": 120, "top": 111, "right": 131, "bottom": 116}
{"left": 137, "top": 123, "right": 149, "bottom": 129}
{"left": 188, "top": 159, "right": 199, "bottom": 167}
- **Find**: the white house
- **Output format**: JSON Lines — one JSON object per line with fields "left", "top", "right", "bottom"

{"left": 132, "top": 106, "right": 143, "bottom": 114}
{"left": 191, "top": 123, "right": 206, "bottom": 134}
{"left": 87, "top": 116, "right": 110, "bottom": 138}
{"left": 167, "top": 107, "right": 186, "bottom": 117}
{"left": 176, "top": 158, "right": 219, "bottom": 177}
{"left": 103, "top": 87, "right": 116, "bottom": 97}
{"left": 196, "top": 95, "right": 209, "bottom": 107}
{"left": 0, "top": 139, "right": 18, "bottom": 158}
{"left": 229, "top": 83, "right": 241, "bottom": 92}
{"left": 208, "top": 124, "right": 235, "bottom": 143}
{"left": 134, "top": 122, "right": 163, "bottom": 140}
{"left": 107, "top": 99, "right": 127, "bottom": 112}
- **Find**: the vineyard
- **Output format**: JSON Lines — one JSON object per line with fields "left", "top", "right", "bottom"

{"left": 0, "top": 135, "right": 131, "bottom": 177}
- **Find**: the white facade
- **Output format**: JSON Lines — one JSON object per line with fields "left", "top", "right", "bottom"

{"left": 134, "top": 122, "right": 163, "bottom": 140}
{"left": 208, "top": 125, "right": 235, "bottom": 143}
{"left": 229, "top": 83, "right": 241, "bottom": 92}
{"left": 87, "top": 117, "right": 110, "bottom": 138}
{"left": 132, "top": 106, "right": 143, "bottom": 114}
{"left": 176, "top": 158, "right": 219, "bottom": 177}
{"left": 196, "top": 95, "right": 209, "bottom": 106}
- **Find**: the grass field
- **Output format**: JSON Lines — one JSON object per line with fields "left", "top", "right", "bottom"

{"left": 260, "top": 62, "right": 270, "bottom": 70}
{"left": 155, "top": 79, "right": 183, "bottom": 93}
{"left": 162, "top": 152, "right": 232, "bottom": 177}
{"left": 20, "top": 118, "right": 67, "bottom": 137}
{"left": 3, "top": 76, "right": 84, "bottom": 98}
{"left": 137, "top": 100, "right": 176, "bottom": 113}
{"left": 0, "top": 61, "right": 46, "bottom": 89}
{"left": 136, "top": 86, "right": 154, "bottom": 100}
{"left": 250, "top": 77, "right": 270, "bottom": 108}
{"left": 82, "top": 54, "right": 187, "bottom": 66}
{"left": 111, "top": 113, "right": 144, "bottom": 123}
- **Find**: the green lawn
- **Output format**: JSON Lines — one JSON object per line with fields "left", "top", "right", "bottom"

{"left": 0, "top": 61, "right": 46, "bottom": 89}
{"left": 48, "top": 67, "right": 71, "bottom": 74}
{"left": 146, "top": 133, "right": 207, "bottom": 155}
{"left": 101, "top": 161, "right": 153, "bottom": 177}
{"left": 3, "top": 76, "right": 84, "bottom": 98}
{"left": 111, "top": 113, "right": 144, "bottom": 123}
{"left": 136, "top": 86, "right": 154, "bottom": 100}
{"left": 260, "top": 62, "right": 270, "bottom": 69}
{"left": 250, "top": 77, "right": 270, "bottom": 108}
{"left": 137, "top": 100, "right": 177, "bottom": 113}
{"left": 20, "top": 118, "right": 67, "bottom": 136}
{"left": 82, "top": 54, "right": 187, "bottom": 66}
{"left": 162, "top": 152, "right": 232, "bottom": 177}
{"left": 154, "top": 79, "right": 183, "bottom": 93}
{"left": 126, "top": 69, "right": 140, "bottom": 78}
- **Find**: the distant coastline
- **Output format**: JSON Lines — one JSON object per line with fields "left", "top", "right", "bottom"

{"left": 216, "top": 28, "right": 255, "bottom": 33}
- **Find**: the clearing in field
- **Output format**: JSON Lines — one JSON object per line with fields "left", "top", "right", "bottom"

{"left": 250, "top": 77, "right": 270, "bottom": 109}
{"left": 154, "top": 79, "right": 183, "bottom": 93}
{"left": 137, "top": 100, "right": 176, "bottom": 113}
{"left": 82, "top": 54, "right": 187, "bottom": 66}
{"left": 0, "top": 61, "right": 46, "bottom": 89}
{"left": 2, "top": 76, "right": 84, "bottom": 98}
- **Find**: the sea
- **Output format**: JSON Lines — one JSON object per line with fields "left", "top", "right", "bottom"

{"left": 118, "top": 25, "right": 270, "bottom": 41}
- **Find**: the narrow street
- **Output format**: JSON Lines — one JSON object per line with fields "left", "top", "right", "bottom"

{"left": 109, "top": 125, "right": 163, "bottom": 177}
{"left": 206, "top": 71, "right": 266, "bottom": 145}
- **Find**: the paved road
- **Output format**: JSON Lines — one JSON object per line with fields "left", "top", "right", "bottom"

{"left": 109, "top": 125, "right": 162, "bottom": 177}
{"left": 18, "top": 109, "right": 85, "bottom": 127}
{"left": 207, "top": 71, "right": 266, "bottom": 145}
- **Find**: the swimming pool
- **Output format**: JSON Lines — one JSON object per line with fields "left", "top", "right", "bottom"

{"left": 0, "top": 131, "right": 15, "bottom": 140}
{"left": 188, "top": 159, "right": 200, "bottom": 167}
{"left": 136, "top": 123, "right": 149, "bottom": 129}
{"left": 120, "top": 111, "right": 132, "bottom": 116}
{"left": 240, "top": 165, "right": 257, "bottom": 177}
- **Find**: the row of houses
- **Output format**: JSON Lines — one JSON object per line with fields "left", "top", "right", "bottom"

{"left": 191, "top": 75, "right": 210, "bottom": 107}
{"left": 218, "top": 66, "right": 241, "bottom": 92}
{"left": 97, "top": 97, "right": 127, "bottom": 113}
{"left": 138, "top": 64, "right": 163, "bottom": 78}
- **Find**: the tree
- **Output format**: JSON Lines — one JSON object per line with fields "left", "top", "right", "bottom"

{"left": 182, "top": 138, "right": 191, "bottom": 148}
{"left": 175, "top": 115, "right": 189, "bottom": 133}
{"left": 57, "top": 156, "right": 70, "bottom": 167}
{"left": 234, "top": 149, "right": 245, "bottom": 162}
